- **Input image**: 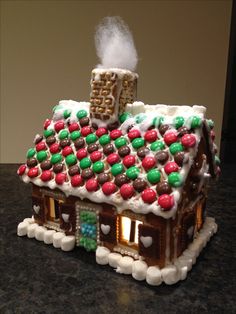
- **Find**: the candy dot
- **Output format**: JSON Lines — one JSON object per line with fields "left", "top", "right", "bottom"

{"left": 110, "top": 129, "right": 122, "bottom": 139}
{"left": 71, "top": 174, "right": 83, "bottom": 187}
{"left": 120, "top": 184, "right": 134, "bottom": 199}
{"left": 37, "top": 150, "right": 47, "bottom": 162}
{"left": 102, "top": 182, "right": 116, "bottom": 195}
{"left": 90, "top": 151, "right": 102, "bottom": 162}
{"left": 119, "top": 112, "right": 132, "bottom": 123}
{"left": 150, "top": 141, "right": 165, "bottom": 152}
{"left": 142, "top": 156, "right": 156, "bottom": 170}
{"left": 128, "top": 129, "right": 141, "bottom": 140}
{"left": 81, "top": 126, "right": 92, "bottom": 137}
{"left": 51, "top": 153, "right": 62, "bottom": 164}
{"left": 59, "top": 129, "right": 69, "bottom": 140}
{"left": 77, "top": 109, "right": 87, "bottom": 120}
{"left": 164, "top": 162, "right": 179, "bottom": 174}
{"left": 41, "top": 170, "right": 52, "bottom": 182}
{"left": 17, "top": 165, "right": 27, "bottom": 175}
{"left": 168, "top": 172, "right": 183, "bottom": 187}
{"left": 69, "top": 123, "right": 80, "bottom": 133}
{"left": 80, "top": 157, "right": 91, "bottom": 169}
{"left": 144, "top": 130, "right": 158, "bottom": 142}
{"left": 65, "top": 154, "right": 77, "bottom": 166}
{"left": 76, "top": 148, "right": 87, "bottom": 160}
{"left": 27, "top": 148, "right": 36, "bottom": 158}
{"left": 164, "top": 132, "right": 178, "bottom": 146}
{"left": 174, "top": 116, "right": 184, "bottom": 129}
{"left": 126, "top": 166, "right": 140, "bottom": 180}
{"left": 111, "top": 163, "right": 124, "bottom": 176}
{"left": 50, "top": 143, "right": 60, "bottom": 154}
{"left": 28, "top": 167, "right": 39, "bottom": 178}
{"left": 43, "top": 129, "right": 54, "bottom": 138}
{"left": 169, "top": 143, "right": 184, "bottom": 155}
{"left": 70, "top": 131, "right": 81, "bottom": 141}
{"left": 141, "top": 188, "right": 157, "bottom": 204}
{"left": 55, "top": 173, "right": 67, "bottom": 185}
{"left": 86, "top": 134, "right": 97, "bottom": 144}
{"left": 115, "top": 137, "right": 127, "bottom": 148}
{"left": 44, "top": 119, "right": 51, "bottom": 130}
{"left": 123, "top": 155, "right": 135, "bottom": 168}
{"left": 135, "top": 114, "right": 146, "bottom": 124}
{"left": 85, "top": 178, "right": 98, "bottom": 192}
{"left": 36, "top": 142, "right": 46, "bottom": 152}
{"left": 99, "top": 134, "right": 110, "bottom": 146}
{"left": 96, "top": 127, "right": 107, "bottom": 137}
{"left": 147, "top": 169, "right": 161, "bottom": 184}
{"left": 54, "top": 121, "right": 64, "bottom": 133}
{"left": 132, "top": 138, "right": 145, "bottom": 149}
{"left": 191, "top": 116, "right": 201, "bottom": 128}
{"left": 181, "top": 134, "right": 196, "bottom": 148}
{"left": 92, "top": 161, "right": 104, "bottom": 173}
{"left": 107, "top": 153, "right": 120, "bottom": 165}
{"left": 62, "top": 146, "right": 73, "bottom": 157}
{"left": 158, "top": 194, "right": 174, "bottom": 210}
{"left": 63, "top": 109, "right": 71, "bottom": 119}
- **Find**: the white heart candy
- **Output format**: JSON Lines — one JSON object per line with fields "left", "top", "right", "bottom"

{"left": 62, "top": 213, "right": 70, "bottom": 223}
{"left": 101, "top": 224, "right": 110, "bottom": 235}
{"left": 33, "top": 205, "right": 40, "bottom": 214}
{"left": 140, "top": 236, "right": 153, "bottom": 248}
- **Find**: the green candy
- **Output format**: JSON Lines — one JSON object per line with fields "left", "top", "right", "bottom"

{"left": 126, "top": 166, "right": 140, "bottom": 180}
{"left": 169, "top": 143, "right": 184, "bottom": 155}
{"left": 37, "top": 150, "right": 47, "bottom": 162}
{"left": 80, "top": 157, "right": 91, "bottom": 169}
{"left": 92, "top": 161, "right": 104, "bottom": 173}
{"left": 135, "top": 114, "right": 146, "bottom": 124}
{"left": 70, "top": 131, "right": 81, "bottom": 141}
{"left": 99, "top": 134, "right": 110, "bottom": 146}
{"left": 174, "top": 116, "right": 184, "bottom": 129}
{"left": 27, "top": 148, "right": 36, "bottom": 158}
{"left": 150, "top": 141, "right": 165, "bottom": 152}
{"left": 207, "top": 119, "right": 214, "bottom": 129}
{"left": 147, "top": 169, "right": 161, "bottom": 184}
{"left": 132, "top": 137, "right": 145, "bottom": 149}
{"left": 77, "top": 109, "right": 87, "bottom": 120}
{"left": 168, "top": 172, "right": 183, "bottom": 187}
{"left": 115, "top": 137, "right": 127, "bottom": 148}
{"left": 191, "top": 116, "right": 202, "bottom": 128}
{"left": 86, "top": 134, "right": 97, "bottom": 144}
{"left": 59, "top": 129, "right": 69, "bottom": 140}
{"left": 63, "top": 109, "right": 71, "bottom": 119}
{"left": 65, "top": 154, "right": 77, "bottom": 166}
{"left": 43, "top": 129, "right": 54, "bottom": 138}
{"left": 111, "top": 163, "right": 124, "bottom": 176}
{"left": 152, "top": 116, "right": 161, "bottom": 127}
{"left": 119, "top": 112, "right": 132, "bottom": 124}
{"left": 51, "top": 153, "right": 62, "bottom": 164}
{"left": 215, "top": 156, "right": 220, "bottom": 165}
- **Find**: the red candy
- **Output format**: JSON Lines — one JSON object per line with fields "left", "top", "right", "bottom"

{"left": 144, "top": 130, "right": 158, "bottom": 142}
{"left": 96, "top": 127, "right": 108, "bottom": 137}
{"left": 81, "top": 126, "right": 92, "bottom": 137}
{"left": 71, "top": 174, "right": 83, "bottom": 187}
{"left": 50, "top": 143, "right": 60, "bottom": 154}
{"left": 128, "top": 129, "right": 141, "bottom": 140}
{"left": 107, "top": 153, "right": 120, "bottom": 165}
{"left": 142, "top": 156, "right": 156, "bottom": 170}
{"left": 17, "top": 165, "right": 26, "bottom": 175}
{"left": 69, "top": 123, "right": 79, "bottom": 133}
{"left": 62, "top": 146, "right": 73, "bottom": 157}
{"left": 141, "top": 188, "right": 157, "bottom": 204}
{"left": 120, "top": 184, "right": 135, "bottom": 199}
{"left": 164, "top": 131, "right": 178, "bottom": 146}
{"left": 55, "top": 173, "right": 67, "bottom": 185}
{"left": 44, "top": 119, "right": 51, "bottom": 130}
{"left": 102, "top": 182, "right": 116, "bottom": 195}
{"left": 181, "top": 134, "right": 196, "bottom": 148}
{"left": 90, "top": 151, "right": 102, "bottom": 162}
{"left": 123, "top": 155, "right": 135, "bottom": 168}
{"left": 41, "top": 170, "right": 52, "bottom": 182}
{"left": 54, "top": 120, "right": 65, "bottom": 133}
{"left": 158, "top": 194, "right": 174, "bottom": 210}
{"left": 86, "top": 178, "right": 98, "bottom": 192}
{"left": 210, "top": 130, "right": 215, "bottom": 141}
{"left": 36, "top": 141, "right": 46, "bottom": 152}
{"left": 76, "top": 148, "right": 87, "bottom": 160}
{"left": 28, "top": 167, "right": 39, "bottom": 178}
{"left": 110, "top": 129, "right": 122, "bottom": 139}
{"left": 164, "top": 162, "right": 179, "bottom": 174}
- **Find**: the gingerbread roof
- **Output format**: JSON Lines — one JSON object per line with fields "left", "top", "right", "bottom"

{"left": 18, "top": 100, "right": 220, "bottom": 219}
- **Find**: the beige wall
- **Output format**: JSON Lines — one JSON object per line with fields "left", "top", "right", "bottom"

{"left": 0, "top": 0, "right": 232, "bottom": 163}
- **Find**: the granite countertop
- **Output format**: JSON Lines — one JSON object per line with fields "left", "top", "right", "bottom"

{"left": 0, "top": 164, "right": 235, "bottom": 313}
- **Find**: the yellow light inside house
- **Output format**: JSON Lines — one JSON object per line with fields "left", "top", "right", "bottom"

{"left": 121, "top": 216, "right": 131, "bottom": 241}
{"left": 134, "top": 220, "right": 142, "bottom": 244}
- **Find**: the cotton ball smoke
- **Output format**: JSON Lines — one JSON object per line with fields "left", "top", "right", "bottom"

{"left": 95, "top": 16, "right": 138, "bottom": 72}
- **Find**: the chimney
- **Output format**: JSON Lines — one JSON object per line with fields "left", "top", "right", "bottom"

{"left": 90, "top": 68, "right": 138, "bottom": 126}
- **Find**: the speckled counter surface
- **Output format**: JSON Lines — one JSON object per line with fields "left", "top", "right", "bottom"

{"left": 0, "top": 164, "right": 235, "bottom": 313}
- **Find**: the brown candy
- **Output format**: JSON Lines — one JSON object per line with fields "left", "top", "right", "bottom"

{"left": 103, "top": 143, "right": 115, "bottom": 155}
{"left": 53, "top": 163, "right": 64, "bottom": 173}
{"left": 114, "top": 173, "right": 129, "bottom": 187}
{"left": 74, "top": 138, "right": 85, "bottom": 149}
{"left": 68, "top": 165, "right": 80, "bottom": 176}
{"left": 79, "top": 117, "right": 90, "bottom": 127}
{"left": 91, "top": 122, "right": 98, "bottom": 130}
{"left": 127, "top": 124, "right": 135, "bottom": 133}
{"left": 156, "top": 181, "right": 172, "bottom": 195}
{"left": 159, "top": 124, "right": 170, "bottom": 136}
{"left": 97, "top": 173, "right": 110, "bottom": 184}
{"left": 34, "top": 135, "right": 43, "bottom": 144}
{"left": 40, "top": 160, "right": 52, "bottom": 170}
{"left": 178, "top": 126, "right": 188, "bottom": 137}
{"left": 46, "top": 135, "right": 56, "bottom": 145}
{"left": 137, "top": 147, "right": 149, "bottom": 159}
{"left": 133, "top": 178, "right": 147, "bottom": 192}
{"left": 81, "top": 168, "right": 94, "bottom": 179}
{"left": 27, "top": 158, "right": 38, "bottom": 168}
{"left": 87, "top": 143, "right": 99, "bottom": 153}
{"left": 155, "top": 151, "right": 169, "bottom": 164}
{"left": 118, "top": 145, "right": 130, "bottom": 157}
{"left": 107, "top": 121, "right": 119, "bottom": 131}
{"left": 60, "top": 139, "right": 71, "bottom": 148}
{"left": 174, "top": 151, "right": 186, "bottom": 166}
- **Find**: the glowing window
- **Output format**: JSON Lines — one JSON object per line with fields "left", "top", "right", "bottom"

{"left": 120, "top": 216, "right": 142, "bottom": 245}
{"left": 47, "top": 197, "right": 63, "bottom": 222}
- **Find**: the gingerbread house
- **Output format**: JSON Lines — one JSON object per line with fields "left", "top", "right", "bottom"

{"left": 17, "top": 67, "right": 220, "bottom": 285}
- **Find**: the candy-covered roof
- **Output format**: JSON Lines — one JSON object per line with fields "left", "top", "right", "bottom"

{"left": 18, "top": 100, "right": 219, "bottom": 219}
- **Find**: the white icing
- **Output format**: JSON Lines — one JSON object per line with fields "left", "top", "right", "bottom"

{"left": 140, "top": 236, "right": 153, "bottom": 248}
{"left": 33, "top": 205, "right": 40, "bottom": 214}
{"left": 62, "top": 213, "right": 70, "bottom": 223}
{"left": 92, "top": 68, "right": 138, "bottom": 80}
{"left": 101, "top": 224, "right": 111, "bottom": 235}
